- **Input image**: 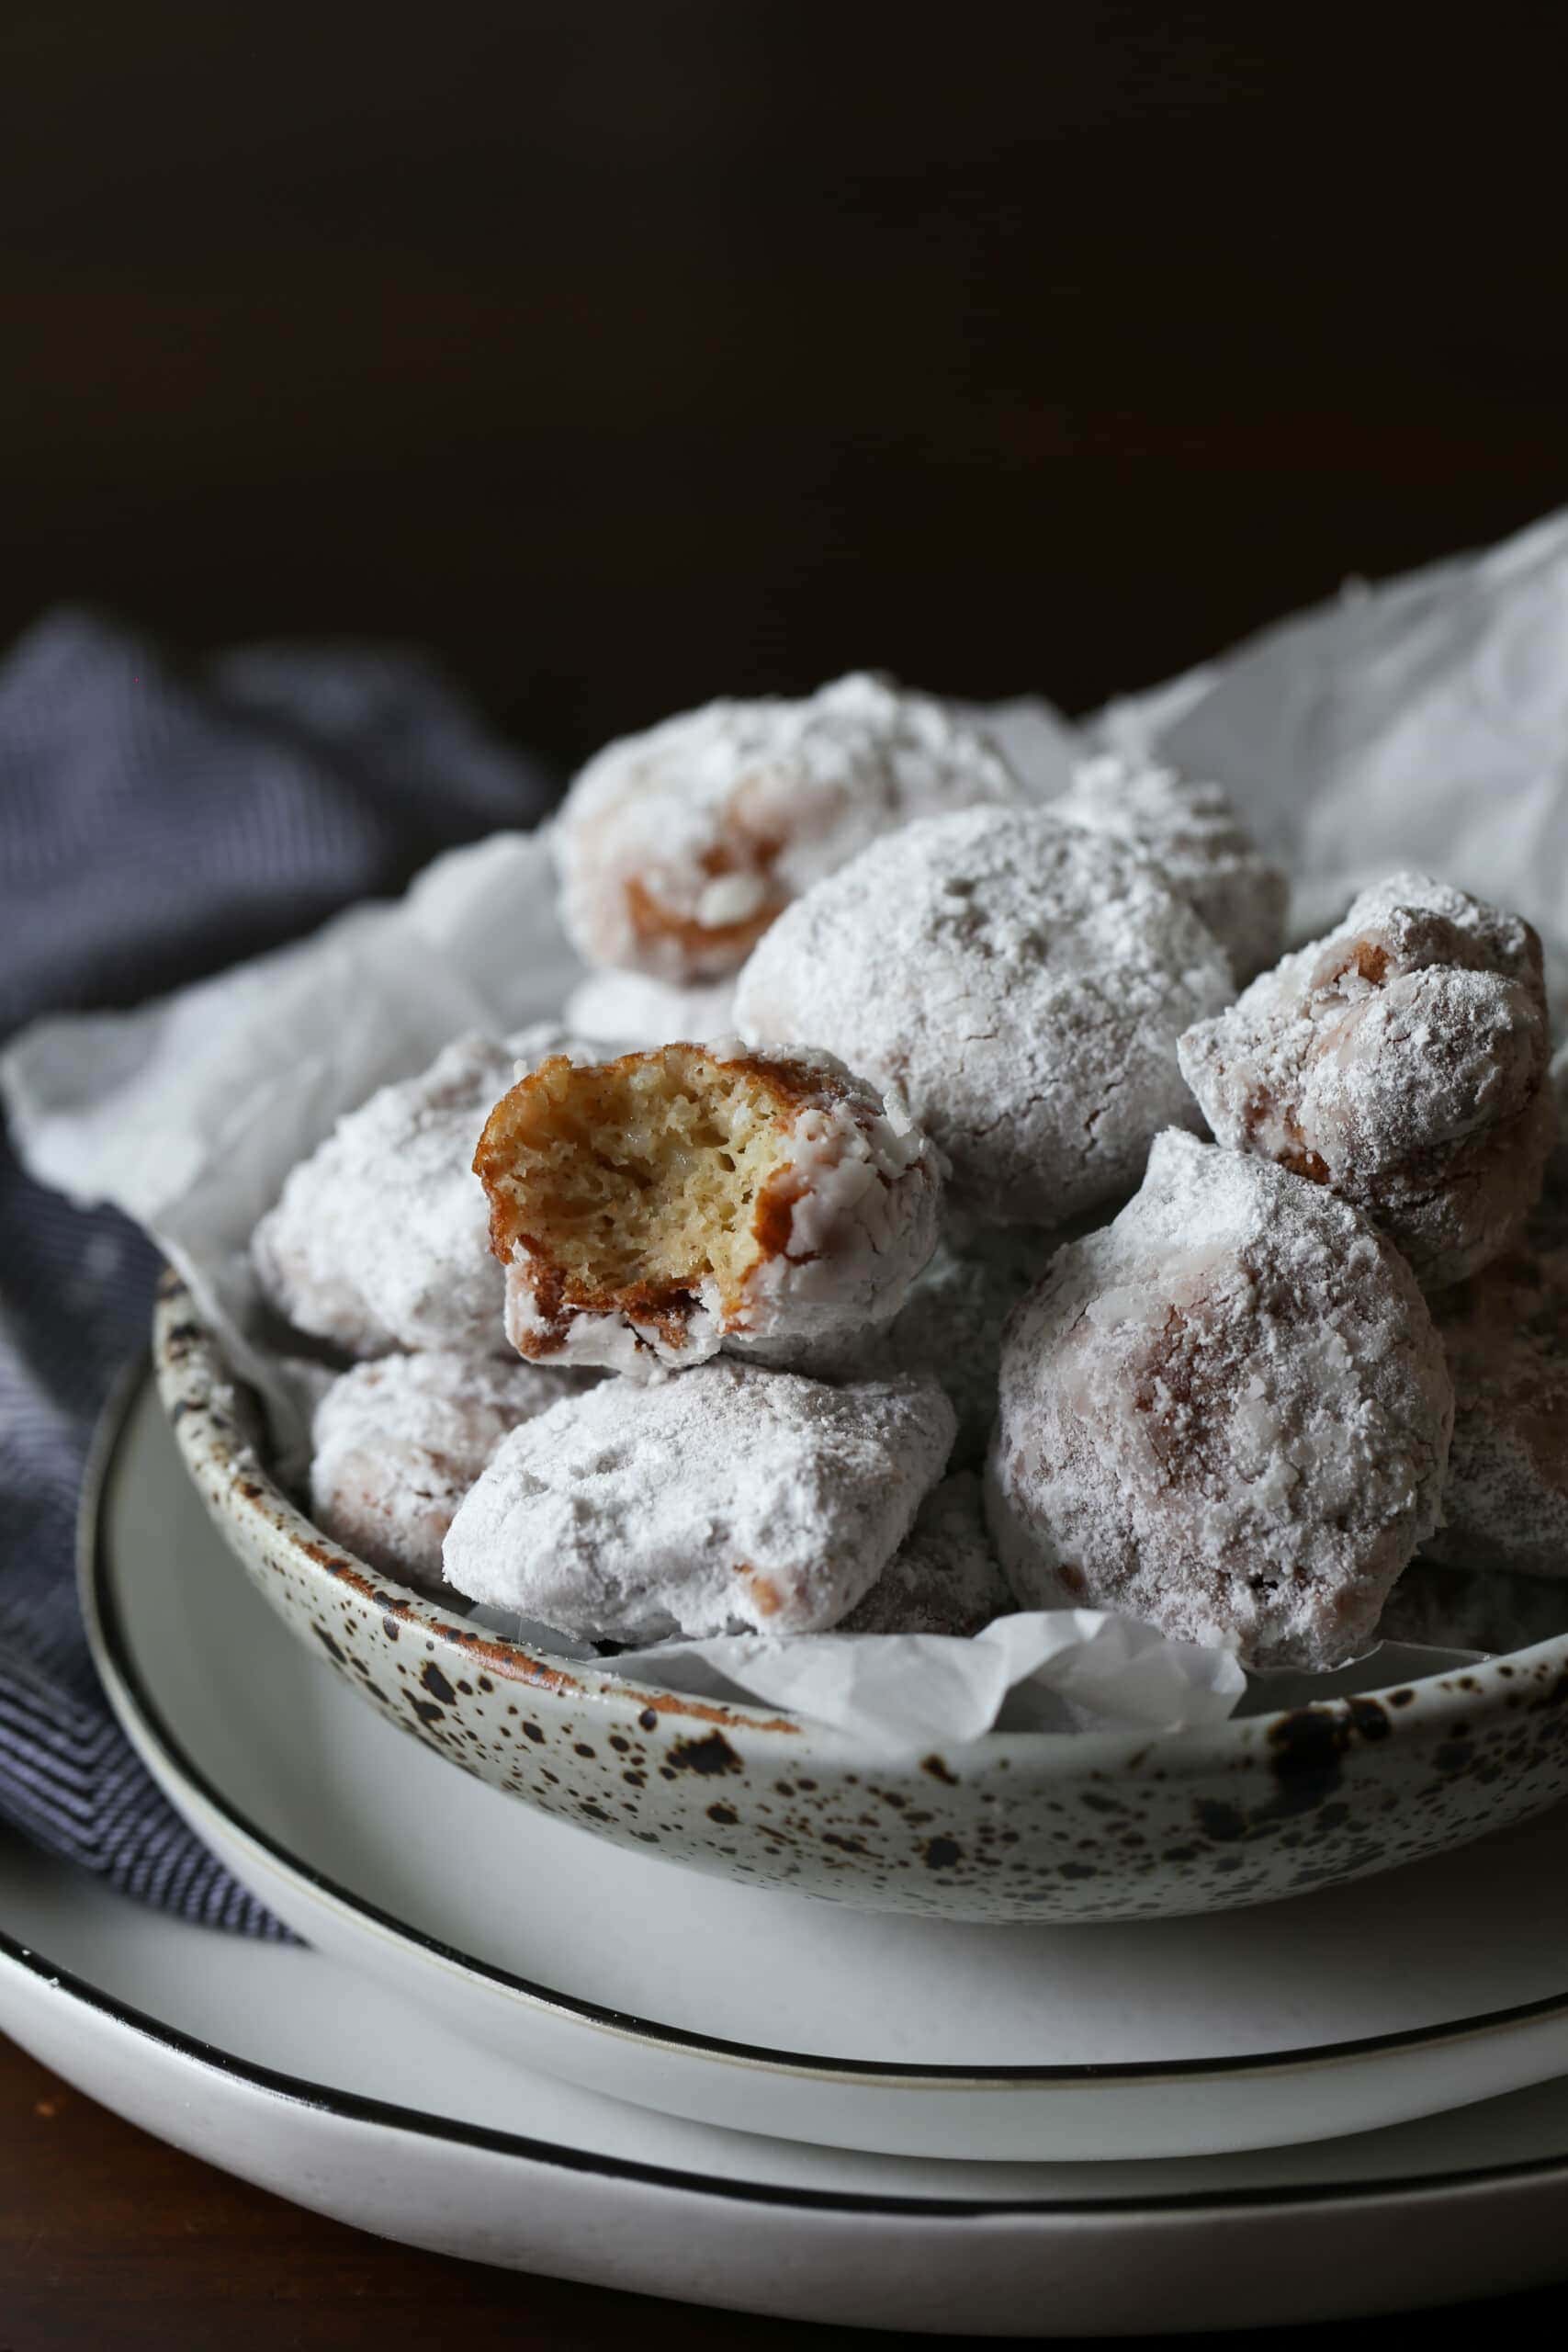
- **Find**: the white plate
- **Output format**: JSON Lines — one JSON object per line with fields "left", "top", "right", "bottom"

{"left": 86, "top": 1373, "right": 1568, "bottom": 2164}
{"left": 7, "top": 1831, "right": 1568, "bottom": 2333}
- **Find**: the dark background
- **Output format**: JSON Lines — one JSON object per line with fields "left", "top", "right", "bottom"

{"left": 6, "top": 1, "right": 1567, "bottom": 772}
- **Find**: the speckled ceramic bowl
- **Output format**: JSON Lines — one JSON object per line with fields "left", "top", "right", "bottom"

{"left": 153, "top": 1276, "right": 1568, "bottom": 1925}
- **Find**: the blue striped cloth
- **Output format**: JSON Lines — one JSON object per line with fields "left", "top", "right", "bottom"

{"left": 0, "top": 611, "right": 557, "bottom": 1932}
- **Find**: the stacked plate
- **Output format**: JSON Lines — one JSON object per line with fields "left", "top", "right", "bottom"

{"left": 6, "top": 1375, "right": 1568, "bottom": 2334}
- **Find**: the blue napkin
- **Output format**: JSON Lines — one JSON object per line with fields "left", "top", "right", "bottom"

{"left": 0, "top": 611, "right": 557, "bottom": 1932}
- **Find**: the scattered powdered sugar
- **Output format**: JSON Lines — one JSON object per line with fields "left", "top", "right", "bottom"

{"left": 564, "top": 967, "right": 738, "bottom": 1048}
{"left": 555, "top": 673, "right": 1023, "bottom": 982}
{"left": 986, "top": 1129, "right": 1453, "bottom": 1670}
{"left": 310, "top": 1351, "right": 592, "bottom": 1591}
{"left": 840, "top": 1473, "right": 1011, "bottom": 1636}
{"left": 498, "top": 1042, "right": 944, "bottom": 1378}
{"left": 252, "top": 1024, "right": 593, "bottom": 1357}
{"left": 735, "top": 807, "right": 1234, "bottom": 1224}
{"left": 441, "top": 1359, "right": 956, "bottom": 1639}
{"left": 1179, "top": 871, "right": 1555, "bottom": 1290}
{"left": 1055, "top": 753, "right": 1289, "bottom": 986}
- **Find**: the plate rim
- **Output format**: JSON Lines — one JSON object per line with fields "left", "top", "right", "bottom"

{"left": 12, "top": 1902, "right": 1568, "bottom": 2224}
{"left": 85, "top": 1364, "right": 1568, "bottom": 2097}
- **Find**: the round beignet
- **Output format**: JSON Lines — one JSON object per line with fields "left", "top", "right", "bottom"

{"left": 440, "top": 1361, "right": 957, "bottom": 1640}
{"left": 474, "top": 1040, "right": 942, "bottom": 1377}
{"left": 310, "top": 1351, "right": 590, "bottom": 1592}
{"left": 556, "top": 672, "right": 1021, "bottom": 984}
{"left": 1055, "top": 753, "right": 1289, "bottom": 987}
{"left": 1178, "top": 873, "right": 1555, "bottom": 1291}
{"left": 840, "top": 1473, "right": 1012, "bottom": 1637}
{"left": 735, "top": 807, "right": 1234, "bottom": 1224}
{"left": 1424, "top": 1183, "right": 1568, "bottom": 1580}
{"left": 985, "top": 1130, "right": 1453, "bottom": 1671}
{"left": 251, "top": 1027, "right": 593, "bottom": 1357}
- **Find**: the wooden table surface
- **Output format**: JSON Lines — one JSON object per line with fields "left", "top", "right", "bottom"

{"left": 0, "top": 2022, "right": 1562, "bottom": 2350}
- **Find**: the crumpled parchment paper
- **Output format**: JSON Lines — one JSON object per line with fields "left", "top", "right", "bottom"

{"left": 8, "top": 509, "right": 1568, "bottom": 1745}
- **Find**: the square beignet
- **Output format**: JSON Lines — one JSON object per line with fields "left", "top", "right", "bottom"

{"left": 441, "top": 1360, "right": 957, "bottom": 1640}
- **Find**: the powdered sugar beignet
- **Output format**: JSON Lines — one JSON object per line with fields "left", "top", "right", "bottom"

{"left": 1179, "top": 873, "right": 1554, "bottom": 1291}
{"left": 556, "top": 673, "right": 1021, "bottom": 983}
{"left": 252, "top": 1027, "right": 593, "bottom": 1357}
{"left": 474, "top": 1040, "right": 942, "bottom": 1377}
{"left": 442, "top": 1362, "right": 956, "bottom": 1640}
{"left": 1424, "top": 1182, "right": 1568, "bottom": 1580}
{"left": 736, "top": 807, "right": 1234, "bottom": 1224}
{"left": 986, "top": 1131, "right": 1453, "bottom": 1671}
{"left": 1055, "top": 753, "right": 1288, "bottom": 987}
{"left": 310, "top": 1351, "right": 588, "bottom": 1592}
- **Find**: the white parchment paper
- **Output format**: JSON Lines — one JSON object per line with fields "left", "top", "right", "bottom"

{"left": 8, "top": 509, "right": 1568, "bottom": 1743}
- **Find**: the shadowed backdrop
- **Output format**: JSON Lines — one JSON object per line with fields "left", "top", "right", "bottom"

{"left": 5, "top": 0, "right": 1565, "bottom": 767}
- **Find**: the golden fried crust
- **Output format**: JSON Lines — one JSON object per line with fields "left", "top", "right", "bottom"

{"left": 472, "top": 1046, "right": 874, "bottom": 1355}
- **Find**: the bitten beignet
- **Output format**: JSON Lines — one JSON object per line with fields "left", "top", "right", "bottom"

{"left": 474, "top": 1041, "right": 942, "bottom": 1376}
{"left": 1179, "top": 873, "right": 1554, "bottom": 1291}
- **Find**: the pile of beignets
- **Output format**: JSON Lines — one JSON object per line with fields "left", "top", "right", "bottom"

{"left": 251, "top": 673, "right": 1567, "bottom": 1670}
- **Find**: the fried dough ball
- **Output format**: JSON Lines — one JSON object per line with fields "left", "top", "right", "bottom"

{"left": 735, "top": 807, "right": 1233, "bottom": 1224}
{"left": 1179, "top": 873, "right": 1554, "bottom": 1291}
{"left": 555, "top": 673, "right": 1021, "bottom": 983}
{"left": 441, "top": 1361, "right": 956, "bottom": 1640}
{"left": 986, "top": 1131, "right": 1453, "bottom": 1671}
{"left": 251, "top": 1028, "right": 592, "bottom": 1356}
{"left": 309, "top": 1351, "right": 589, "bottom": 1591}
{"left": 473, "top": 1040, "right": 942, "bottom": 1377}
{"left": 1423, "top": 1182, "right": 1568, "bottom": 1580}
{"left": 1055, "top": 753, "right": 1289, "bottom": 986}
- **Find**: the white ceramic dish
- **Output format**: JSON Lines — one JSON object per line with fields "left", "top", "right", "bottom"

{"left": 7, "top": 1829, "right": 1568, "bottom": 2333}
{"left": 85, "top": 1369, "right": 1568, "bottom": 2165}
{"left": 154, "top": 1282, "right": 1568, "bottom": 1928}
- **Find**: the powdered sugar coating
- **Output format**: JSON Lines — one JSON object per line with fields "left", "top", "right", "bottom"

{"left": 310, "top": 1351, "right": 589, "bottom": 1592}
{"left": 867, "top": 1225, "right": 1065, "bottom": 1467}
{"left": 252, "top": 1026, "right": 594, "bottom": 1357}
{"left": 986, "top": 1130, "right": 1453, "bottom": 1670}
{"left": 556, "top": 673, "right": 1022, "bottom": 983}
{"left": 1424, "top": 1185, "right": 1568, "bottom": 1579}
{"left": 1055, "top": 753, "right": 1289, "bottom": 986}
{"left": 492, "top": 1042, "right": 944, "bottom": 1378}
{"left": 564, "top": 967, "right": 738, "bottom": 1050}
{"left": 840, "top": 1473, "right": 1011, "bottom": 1636}
{"left": 1179, "top": 873, "right": 1555, "bottom": 1291}
{"left": 441, "top": 1361, "right": 956, "bottom": 1639}
{"left": 735, "top": 807, "right": 1234, "bottom": 1223}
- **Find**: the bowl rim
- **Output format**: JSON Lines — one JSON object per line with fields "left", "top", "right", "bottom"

{"left": 91, "top": 1351, "right": 1568, "bottom": 2095}
{"left": 152, "top": 1272, "right": 1568, "bottom": 1776}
